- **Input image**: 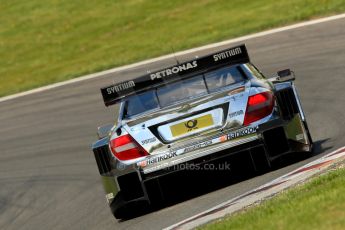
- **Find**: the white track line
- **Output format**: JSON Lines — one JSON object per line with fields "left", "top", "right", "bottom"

{"left": 1, "top": 13, "right": 345, "bottom": 104}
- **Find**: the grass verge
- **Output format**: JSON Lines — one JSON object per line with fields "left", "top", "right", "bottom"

{"left": 1, "top": 0, "right": 345, "bottom": 97}
{"left": 201, "top": 166, "right": 345, "bottom": 230}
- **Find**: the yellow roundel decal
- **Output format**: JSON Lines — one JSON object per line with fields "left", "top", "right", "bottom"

{"left": 170, "top": 114, "right": 214, "bottom": 137}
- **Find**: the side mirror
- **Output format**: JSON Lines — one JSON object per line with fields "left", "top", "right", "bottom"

{"left": 277, "top": 69, "right": 295, "bottom": 82}
{"left": 268, "top": 69, "right": 295, "bottom": 83}
{"left": 97, "top": 124, "right": 114, "bottom": 139}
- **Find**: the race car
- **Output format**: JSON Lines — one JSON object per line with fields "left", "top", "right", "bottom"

{"left": 91, "top": 44, "right": 313, "bottom": 219}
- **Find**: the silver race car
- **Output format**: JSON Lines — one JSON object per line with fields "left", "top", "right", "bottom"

{"left": 92, "top": 44, "right": 313, "bottom": 219}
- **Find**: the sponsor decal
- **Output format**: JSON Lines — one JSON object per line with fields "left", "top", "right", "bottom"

{"left": 183, "top": 140, "right": 212, "bottom": 153}
{"left": 139, "top": 151, "right": 178, "bottom": 166}
{"left": 228, "top": 86, "right": 245, "bottom": 95}
{"left": 213, "top": 47, "right": 242, "bottom": 62}
{"left": 141, "top": 137, "right": 157, "bottom": 145}
{"left": 227, "top": 126, "right": 258, "bottom": 140}
{"left": 219, "top": 135, "right": 227, "bottom": 142}
{"left": 150, "top": 61, "right": 198, "bottom": 80}
{"left": 138, "top": 161, "right": 147, "bottom": 167}
{"left": 229, "top": 110, "right": 244, "bottom": 118}
{"left": 171, "top": 114, "right": 214, "bottom": 137}
{"left": 184, "top": 119, "right": 198, "bottom": 131}
{"left": 106, "top": 80, "right": 135, "bottom": 94}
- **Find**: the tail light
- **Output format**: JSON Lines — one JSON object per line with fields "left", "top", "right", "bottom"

{"left": 109, "top": 134, "right": 148, "bottom": 161}
{"left": 243, "top": 91, "right": 274, "bottom": 126}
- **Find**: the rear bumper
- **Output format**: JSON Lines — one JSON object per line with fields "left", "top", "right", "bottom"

{"left": 141, "top": 130, "right": 259, "bottom": 175}
{"left": 111, "top": 139, "right": 269, "bottom": 217}
{"left": 109, "top": 115, "right": 311, "bottom": 217}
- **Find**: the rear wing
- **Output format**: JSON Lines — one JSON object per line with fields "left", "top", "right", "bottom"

{"left": 101, "top": 44, "right": 250, "bottom": 106}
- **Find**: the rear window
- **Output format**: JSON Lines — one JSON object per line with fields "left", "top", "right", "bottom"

{"left": 205, "top": 66, "right": 244, "bottom": 91}
{"left": 157, "top": 76, "right": 207, "bottom": 107}
{"left": 124, "top": 91, "right": 159, "bottom": 117}
{"left": 124, "top": 65, "right": 245, "bottom": 118}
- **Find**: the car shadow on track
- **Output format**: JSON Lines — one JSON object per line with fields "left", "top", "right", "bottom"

{"left": 119, "top": 139, "right": 331, "bottom": 221}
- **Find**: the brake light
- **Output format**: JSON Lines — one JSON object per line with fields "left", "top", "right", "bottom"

{"left": 109, "top": 134, "right": 148, "bottom": 161}
{"left": 243, "top": 91, "right": 274, "bottom": 126}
